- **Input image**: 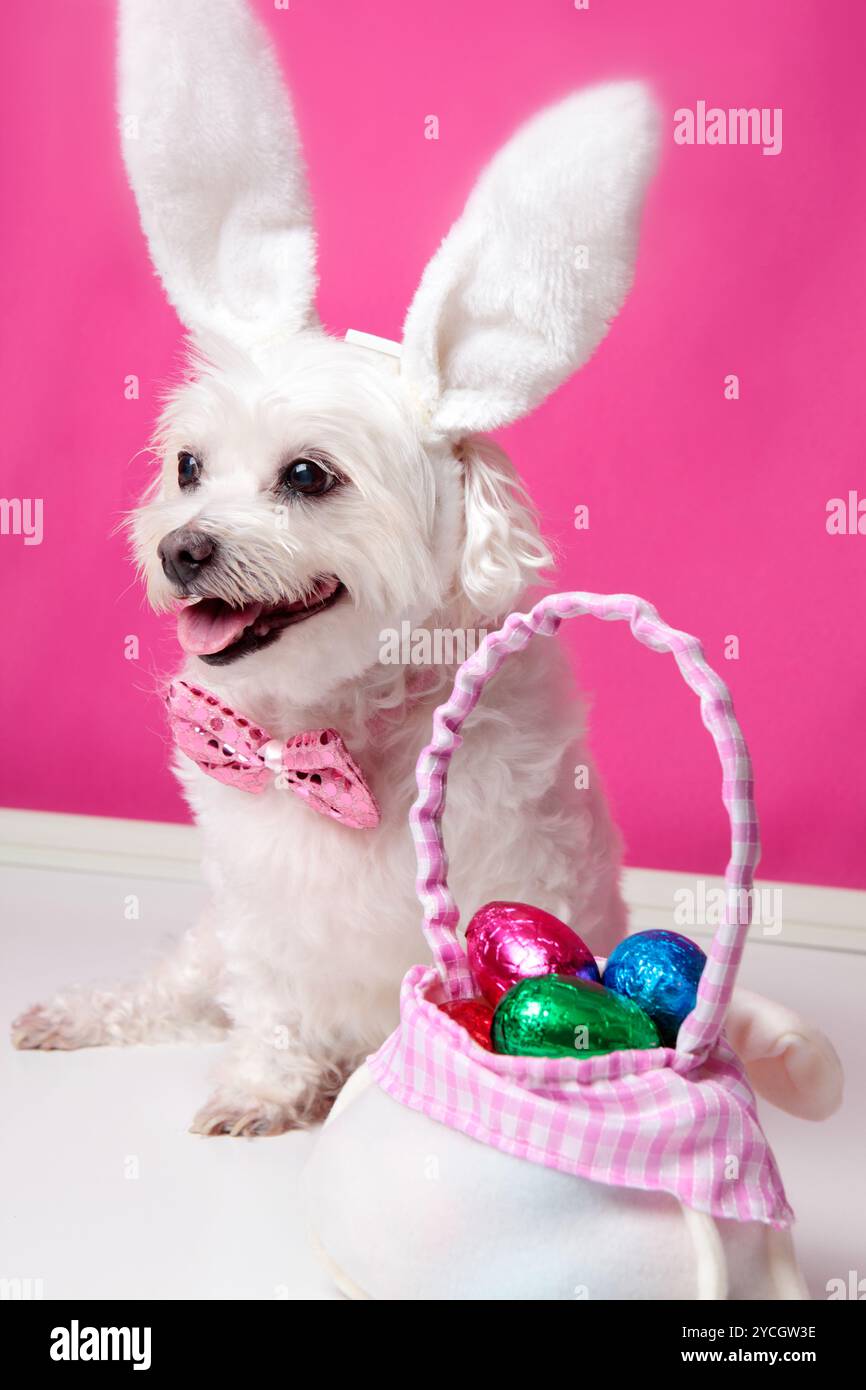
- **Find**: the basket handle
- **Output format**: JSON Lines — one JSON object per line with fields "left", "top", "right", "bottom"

{"left": 409, "top": 591, "right": 760, "bottom": 1060}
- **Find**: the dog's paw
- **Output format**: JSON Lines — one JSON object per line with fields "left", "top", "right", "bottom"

{"left": 11, "top": 1002, "right": 85, "bottom": 1051}
{"left": 188, "top": 1093, "right": 322, "bottom": 1138}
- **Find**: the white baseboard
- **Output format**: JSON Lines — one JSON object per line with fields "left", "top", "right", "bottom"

{"left": 0, "top": 808, "right": 201, "bottom": 883}
{"left": 623, "top": 866, "right": 865, "bottom": 955}
{"left": 0, "top": 807, "right": 863, "bottom": 954}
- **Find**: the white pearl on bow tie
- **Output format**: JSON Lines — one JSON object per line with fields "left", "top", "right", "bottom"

{"left": 261, "top": 740, "right": 285, "bottom": 772}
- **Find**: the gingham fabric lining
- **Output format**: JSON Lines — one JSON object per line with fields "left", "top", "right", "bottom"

{"left": 368, "top": 966, "right": 792, "bottom": 1226}
{"left": 366, "top": 592, "right": 792, "bottom": 1227}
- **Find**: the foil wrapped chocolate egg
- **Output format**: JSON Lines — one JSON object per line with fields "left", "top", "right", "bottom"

{"left": 465, "top": 901, "right": 600, "bottom": 1005}
{"left": 491, "top": 974, "right": 660, "bottom": 1059}
{"left": 602, "top": 929, "right": 706, "bottom": 1046}
{"left": 438, "top": 998, "right": 495, "bottom": 1051}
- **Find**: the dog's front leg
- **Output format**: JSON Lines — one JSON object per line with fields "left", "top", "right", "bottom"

{"left": 188, "top": 1032, "right": 338, "bottom": 1137}
{"left": 189, "top": 959, "right": 353, "bottom": 1137}
{"left": 11, "top": 915, "right": 228, "bottom": 1051}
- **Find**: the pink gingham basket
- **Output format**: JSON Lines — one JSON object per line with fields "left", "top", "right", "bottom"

{"left": 366, "top": 591, "right": 792, "bottom": 1229}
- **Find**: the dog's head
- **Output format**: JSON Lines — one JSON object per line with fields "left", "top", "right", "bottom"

{"left": 120, "top": 0, "right": 657, "bottom": 702}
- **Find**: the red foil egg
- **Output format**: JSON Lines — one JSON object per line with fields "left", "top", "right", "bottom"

{"left": 438, "top": 998, "right": 495, "bottom": 1050}
{"left": 466, "top": 901, "right": 601, "bottom": 1005}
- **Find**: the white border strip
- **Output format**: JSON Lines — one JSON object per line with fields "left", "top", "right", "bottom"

{"left": 0, "top": 808, "right": 201, "bottom": 882}
{"left": 624, "top": 866, "right": 866, "bottom": 956}
{"left": 1, "top": 808, "right": 864, "bottom": 954}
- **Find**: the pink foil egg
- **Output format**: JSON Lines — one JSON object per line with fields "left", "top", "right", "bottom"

{"left": 465, "top": 901, "right": 601, "bottom": 1005}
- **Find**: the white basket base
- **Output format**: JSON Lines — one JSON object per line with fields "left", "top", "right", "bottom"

{"left": 303, "top": 1065, "right": 808, "bottom": 1302}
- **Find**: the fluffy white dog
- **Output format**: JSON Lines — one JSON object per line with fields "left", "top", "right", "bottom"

{"left": 13, "top": 0, "right": 659, "bottom": 1133}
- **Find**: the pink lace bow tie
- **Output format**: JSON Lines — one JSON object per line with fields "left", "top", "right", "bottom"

{"left": 165, "top": 680, "right": 380, "bottom": 830}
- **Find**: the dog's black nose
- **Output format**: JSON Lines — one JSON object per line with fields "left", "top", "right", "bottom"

{"left": 158, "top": 527, "right": 216, "bottom": 588}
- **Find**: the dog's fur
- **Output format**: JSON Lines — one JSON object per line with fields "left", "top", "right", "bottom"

{"left": 12, "top": 1, "right": 660, "bottom": 1134}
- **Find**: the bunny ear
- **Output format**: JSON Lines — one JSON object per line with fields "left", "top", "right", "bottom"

{"left": 726, "top": 988, "right": 844, "bottom": 1122}
{"left": 402, "top": 82, "right": 658, "bottom": 438}
{"left": 118, "top": 0, "right": 317, "bottom": 349}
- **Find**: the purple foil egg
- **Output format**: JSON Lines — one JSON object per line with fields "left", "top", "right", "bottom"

{"left": 466, "top": 901, "right": 601, "bottom": 1005}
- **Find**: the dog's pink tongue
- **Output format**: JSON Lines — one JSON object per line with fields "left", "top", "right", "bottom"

{"left": 177, "top": 599, "right": 264, "bottom": 656}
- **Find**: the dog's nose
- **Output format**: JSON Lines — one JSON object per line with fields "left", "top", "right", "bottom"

{"left": 158, "top": 527, "right": 217, "bottom": 588}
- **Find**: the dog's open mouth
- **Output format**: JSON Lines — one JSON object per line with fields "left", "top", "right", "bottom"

{"left": 176, "top": 577, "right": 345, "bottom": 665}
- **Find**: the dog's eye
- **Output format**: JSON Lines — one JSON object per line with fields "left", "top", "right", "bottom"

{"left": 177, "top": 451, "right": 202, "bottom": 489}
{"left": 280, "top": 457, "right": 336, "bottom": 497}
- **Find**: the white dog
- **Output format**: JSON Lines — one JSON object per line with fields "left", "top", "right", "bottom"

{"left": 12, "top": 0, "right": 659, "bottom": 1133}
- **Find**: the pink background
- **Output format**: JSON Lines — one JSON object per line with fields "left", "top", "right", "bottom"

{"left": 1, "top": 0, "right": 863, "bottom": 887}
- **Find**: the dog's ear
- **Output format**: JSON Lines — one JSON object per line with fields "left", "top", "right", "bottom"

{"left": 402, "top": 82, "right": 658, "bottom": 438}
{"left": 118, "top": 0, "right": 316, "bottom": 349}
{"left": 458, "top": 436, "right": 551, "bottom": 617}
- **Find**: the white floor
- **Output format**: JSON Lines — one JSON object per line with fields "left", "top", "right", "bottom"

{"left": 1, "top": 862, "right": 864, "bottom": 1301}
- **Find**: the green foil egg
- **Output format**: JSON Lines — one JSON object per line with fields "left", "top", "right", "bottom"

{"left": 491, "top": 974, "right": 661, "bottom": 1059}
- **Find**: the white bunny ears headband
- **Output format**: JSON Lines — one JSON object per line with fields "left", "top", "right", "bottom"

{"left": 118, "top": 0, "right": 658, "bottom": 439}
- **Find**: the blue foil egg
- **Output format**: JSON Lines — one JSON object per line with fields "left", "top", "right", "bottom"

{"left": 602, "top": 930, "right": 706, "bottom": 1046}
